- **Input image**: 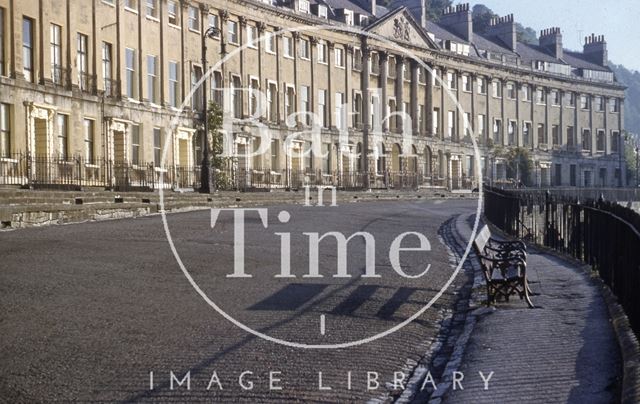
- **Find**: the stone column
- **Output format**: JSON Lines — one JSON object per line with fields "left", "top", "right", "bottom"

{"left": 410, "top": 60, "right": 419, "bottom": 134}
{"left": 361, "top": 45, "right": 371, "bottom": 188}
{"left": 516, "top": 82, "right": 522, "bottom": 147}
{"left": 532, "top": 86, "right": 538, "bottom": 150}
{"left": 603, "top": 96, "right": 609, "bottom": 155}
{"left": 470, "top": 73, "right": 476, "bottom": 144}
{"left": 327, "top": 41, "right": 334, "bottom": 129}
{"left": 574, "top": 92, "right": 580, "bottom": 152}
{"left": 485, "top": 75, "right": 491, "bottom": 146}
{"left": 500, "top": 79, "right": 506, "bottom": 146}
{"left": 239, "top": 16, "right": 247, "bottom": 118}
{"left": 425, "top": 63, "right": 434, "bottom": 138}
{"left": 380, "top": 52, "right": 389, "bottom": 132}
{"left": 544, "top": 87, "right": 550, "bottom": 149}
{"left": 559, "top": 89, "right": 564, "bottom": 148}
{"left": 292, "top": 31, "right": 300, "bottom": 127}
{"left": 396, "top": 56, "right": 404, "bottom": 133}
{"left": 590, "top": 95, "right": 595, "bottom": 156}
{"left": 257, "top": 22, "right": 266, "bottom": 122}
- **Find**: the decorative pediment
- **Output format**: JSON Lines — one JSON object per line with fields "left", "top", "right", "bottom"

{"left": 366, "top": 7, "right": 437, "bottom": 50}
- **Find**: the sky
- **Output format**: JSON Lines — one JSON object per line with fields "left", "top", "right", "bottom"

{"left": 470, "top": 0, "right": 640, "bottom": 71}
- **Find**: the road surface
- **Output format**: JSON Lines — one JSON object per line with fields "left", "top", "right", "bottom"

{"left": 0, "top": 198, "right": 478, "bottom": 402}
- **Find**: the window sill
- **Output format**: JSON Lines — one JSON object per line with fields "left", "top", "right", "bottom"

{"left": 168, "top": 23, "right": 181, "bottom": 30}
{"left": 0, "top": 158, "right": 18, "bottom": 163}
{"left": 188, "top": 28, "right": 201, "bottom": 34}
{"left": 265, "top": 50, "right": 277, "bottom": 55}
{"left": 145, "top": 15, "right": 160, "bottom": 23}
{"left": 124, "top": 7, "right": 138, "bottom": 14}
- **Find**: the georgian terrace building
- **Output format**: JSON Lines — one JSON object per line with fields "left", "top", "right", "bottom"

{"left": 0, "top": 0, "right": 626, "bottom": 190}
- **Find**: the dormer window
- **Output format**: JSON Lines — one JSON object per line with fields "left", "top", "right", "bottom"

{"left": 360, "top": 16, "right": 369, "bottom": 26}
{"left": 318, "top": 5, "right": 328, "bottom": 19}
{"left": 534, "top": 61, "right": 546, "bottom": 71}
{"left": 299, "top": 0, "right": 310, "bottom": 14}
{"left": 344, "top": 11, "right": 354, "bottom": 26}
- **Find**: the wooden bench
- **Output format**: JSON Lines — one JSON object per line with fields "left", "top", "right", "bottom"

{"left": 473, "top": 225, "right": 534, "bottom": 308}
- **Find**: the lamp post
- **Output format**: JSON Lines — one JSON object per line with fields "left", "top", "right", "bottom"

{"left": 200, "top": 26, "right": 220, "bottom": 194}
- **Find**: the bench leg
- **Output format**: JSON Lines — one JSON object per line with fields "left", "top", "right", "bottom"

{"left": 523, "top": 279, "right": 535, "bottom": 308}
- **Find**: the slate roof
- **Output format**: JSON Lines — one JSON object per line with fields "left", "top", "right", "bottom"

{"left": 322, "top": 0, "right": 371, "bottom": 16}
{"left": 563, "top": 50, "right": 612, "bottom": 72}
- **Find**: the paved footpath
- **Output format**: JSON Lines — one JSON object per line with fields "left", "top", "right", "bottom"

{"left": 436, "top": 214, "right": 621, "bottom": 404}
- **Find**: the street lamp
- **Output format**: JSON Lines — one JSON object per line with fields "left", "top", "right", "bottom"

{"left": 635, "top": 146, "right": 640, "bottom": 188}
{"left": 200, "top": 26, "right": 220, "bottom": 194}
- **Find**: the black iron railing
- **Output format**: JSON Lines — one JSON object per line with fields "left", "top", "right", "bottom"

{"left": 484, "top": 187, "right": 640, "bottom": 337}
{"left": 1, "top": 153, "right": 478, "bottom": 192}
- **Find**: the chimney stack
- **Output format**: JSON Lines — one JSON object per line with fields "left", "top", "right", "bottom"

{"left": 539, "top": 27, "right": 563, "bottom": 59}
{"left": 583, "top": 34, "right": 608, "bottom": 66}
{"left": 487, "top": 14, "right": 517, "bottom": 52}
{"left": 388, "top": 0, "right": 425, "bottom": 27}
{"left": 439, "top": 3, "right": 473, "bottom": 42}
{"left": 369, "top": 0, "right": 377, "bottom": 17}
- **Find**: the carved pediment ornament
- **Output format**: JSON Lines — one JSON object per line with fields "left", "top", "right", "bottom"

{"left": 393, "top": 16, "right": 411, "bottom": 42}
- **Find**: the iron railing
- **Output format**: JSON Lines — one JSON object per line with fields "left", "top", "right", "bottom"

{"left": 0, "top": 153, "right": 479, "bottom": 192}
{"left": 484, "top": 187, "right": 640, "bottom": 338}
{"left": 51, "top": 65, "right": 70, "bottom": 88}
{"left": 103, "top": 78, "right": 120, "bottom": 98}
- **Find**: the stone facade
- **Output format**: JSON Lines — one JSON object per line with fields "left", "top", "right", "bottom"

{"left": 0, "top": 0, "right": 627, "bottom": 190}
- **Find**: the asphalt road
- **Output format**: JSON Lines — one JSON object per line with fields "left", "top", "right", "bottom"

{"left": 0, "top": 198, "right": 478, "bottom": 403}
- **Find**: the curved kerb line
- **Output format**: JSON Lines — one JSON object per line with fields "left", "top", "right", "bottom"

{"left": 158, "top": 23, "right": 484, "bottom": 349}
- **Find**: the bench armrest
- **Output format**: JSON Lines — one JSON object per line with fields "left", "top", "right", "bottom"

{"left": 478, "top": 254, "right": 527, "bottom": 281}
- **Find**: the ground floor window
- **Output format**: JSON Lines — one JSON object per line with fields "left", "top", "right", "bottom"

{"left": 0, "top": 103, "right": 10, "bottom": 157}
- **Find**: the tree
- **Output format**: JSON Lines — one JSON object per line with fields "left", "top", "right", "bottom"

{"left": 426, "top": 0, "right": 453, "bottom": 21}
{"left": 202, "top": 101, "right": 233, "bottom": 190}
{"left": 624, "top": 132, "right": 639, "bottom": 187}
{"left": 505, "top": 148, "right": 534, "bottom": 186}
{"left": 472, "top": 4, "right": 538, "bottom": 44}
{"left": 492, "top": 146, "right": 533, "bottom": 186}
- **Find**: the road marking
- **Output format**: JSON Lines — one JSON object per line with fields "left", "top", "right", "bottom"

{"left": 320, "top": 314, "right": 326, "bottom": 335}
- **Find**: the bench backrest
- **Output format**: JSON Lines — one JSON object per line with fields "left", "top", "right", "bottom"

{"left": 473, "top": 225, "right": 491, "bottom": 255}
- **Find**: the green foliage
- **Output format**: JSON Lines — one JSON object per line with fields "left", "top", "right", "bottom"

{"left": 624, "top": 133, "right": 639, "bottom": 186}
{"left": 610, "top": 64, "right": 640, "bottom": 135}
{"left": 206, "top": 101, "right": 233, "bottom": 189}
{"left": 492, "top": 146, "right": 534, "bottom": 185}
{"left": 471, "top": 4, "right": 495, "bottom": 33}
{"left": 472, "top": 4, "right": 537, "bottom": 44}
{"left": 425, "top": 0, "right": 454, "bottom": 21}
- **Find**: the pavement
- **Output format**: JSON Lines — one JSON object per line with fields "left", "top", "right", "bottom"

{"left": 435, "top": 213, "right": 622, "bottom": 404}
{"left": 0, "top": 198, "right": 477, "bottom": 403}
